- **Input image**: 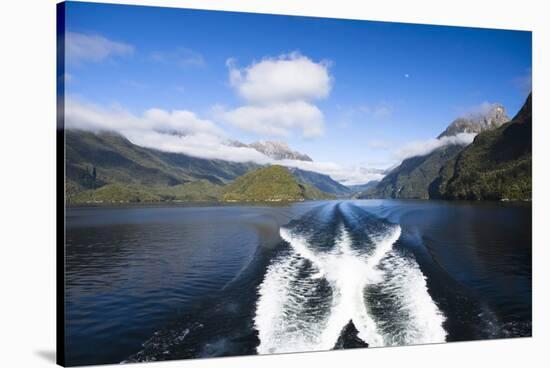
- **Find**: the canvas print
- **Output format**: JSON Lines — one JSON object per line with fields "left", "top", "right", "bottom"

{"left": 57, "top": 2, "right": 532, "bottom": 366}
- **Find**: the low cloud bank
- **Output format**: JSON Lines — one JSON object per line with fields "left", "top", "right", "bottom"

{"left": 394, "top": 132, "right": 476, "bottom": 161}
{"left": 65, "top": 98, "right": 271, "bottom": 164}
{"left": 278, "top": 160, "right": 386, "bottom": 186}
{"left": 65, "top": 98, "right": 379, "bottom": 186}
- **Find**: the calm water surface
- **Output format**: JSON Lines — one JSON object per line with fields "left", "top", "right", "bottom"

{"left": 64, "top": 200, "right": 531, "bottom": 366}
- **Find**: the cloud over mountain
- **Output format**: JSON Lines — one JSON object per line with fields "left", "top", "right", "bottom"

{"left": 65, "top": 98, "right": 270, "bottom": 164}
{"left": 219, "top": 52, "right": 331, "bottom": 138}
{"left": 65, "top": 98, "right": 380, "bottom": 185}
{"left": 393, "top": 102, "right": 509, "bottom": 162}
{"left": 394, "top": 133, "right": 476, "bottom": 161}
{"left": 66, "top": 98, "right": 224, "bottom": 137}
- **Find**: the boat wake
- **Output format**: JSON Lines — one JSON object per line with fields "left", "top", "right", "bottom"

{"left": 254, "top": 202, "right": 446, "bottom": 354}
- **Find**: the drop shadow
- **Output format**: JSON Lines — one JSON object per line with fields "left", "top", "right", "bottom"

{"left": 35, "top": 350, "right": 56, "bottom": 364}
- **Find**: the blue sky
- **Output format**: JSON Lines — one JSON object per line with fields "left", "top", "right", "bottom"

{"left": 62, "top": 1, "right": 532, "bottom": 184}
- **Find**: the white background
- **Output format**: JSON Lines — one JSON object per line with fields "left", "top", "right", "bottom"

{"left": 0, "top": 0, "right": 549, "bottom": 367}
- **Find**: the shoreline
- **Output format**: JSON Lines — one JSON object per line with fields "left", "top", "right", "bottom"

{"left": 65, "top": 197, "right": 532, "bottom": 210}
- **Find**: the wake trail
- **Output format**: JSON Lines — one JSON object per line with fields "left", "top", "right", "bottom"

{"left": 254, "top": 203, "right": 446, "bottom": 354}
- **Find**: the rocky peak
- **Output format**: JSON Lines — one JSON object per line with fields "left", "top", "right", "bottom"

{"left": 438, "top": 103, "right": 509, "bottom": 138}
{"left": 249, "top": 141, "right": 313, "bottom": 161}
{"left": 240, "top": 140, "right": 313, "bottom": 161}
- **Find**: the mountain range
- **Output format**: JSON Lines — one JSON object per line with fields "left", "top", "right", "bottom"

{"left": 434, "top": 94, "right": 532, "bottom": 200}
{"left": 65, "top": 130, "right": 258, "bottom": 197}
{"left": 65, "top": 94, "right": 531, "bottom": 204}
{"left": 360, "top": 102, "right": 513, "bottom": 199}
{"left": 288, "top": 167, "right": 352, "bottom": 196}
{"left": 65, "top": 130, "right": 345, "bottom": 203}
{"left": 438, "top": 103, "right": 509, "bottom": 138}
{"left": 229, "top": 140, "right": 313, "bottom": 161}
{"left": 360, "top": 94, "right": 531, "bottom": 201}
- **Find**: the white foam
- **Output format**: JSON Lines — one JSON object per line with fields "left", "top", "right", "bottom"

{"left": 255, "top": 220, "right": 446, "bottom": 354}
{"left": 255, "top": 252, "right": 326, "bottom": 354}
{"left": 316, "top": 225, "right": 392, "bottom": 348}
{"left": 372, "top": 251, "right": 447, "bottom": 345}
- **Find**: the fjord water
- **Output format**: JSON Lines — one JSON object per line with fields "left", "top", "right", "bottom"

{"left": 65, "top": 200, "right": 531, "bottom": 366}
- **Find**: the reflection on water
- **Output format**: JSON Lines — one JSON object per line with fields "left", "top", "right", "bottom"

{"left": 362, "top": 200, "right": 531, "bottom": 339}
{"left": 65, "top": 204, "right": 315, "bottom": 366}
{"left": 64, "top": 200, "right": 531, "bottom": 366}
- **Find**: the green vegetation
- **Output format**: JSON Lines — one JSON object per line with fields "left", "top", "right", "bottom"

{"left": 155, "top": 181, "right": 224, "bottom": 202}
{"left": 362, "top": 94, "right": 532, "bottom": 202}
{"left": 65, "top": 131, "right": 335, "bottom": 204}
{"left": 289, "top": 168, "right": 352, "bottom": 196}
{"left": 70, "top": 183, "right": 163, "bottom": 204}
{"left": 301, "top": 183, "right": 333, "bottom": 201}
{"left": 69, "top": 180, "right": 224, "bottom": 204}
{"left": 435, "top": 94, "right": 532, "bottom": 201}
{"left": 361, "top": 144, "right": 463, "bottom": 199}
{"left": 222, "top": 165, "right": 333, "bottom": 202}
{"left": 65, "top": 130, "right": 258, "bottom": 204}
{"left": 66, "top": 129, "right": 258, "bottom": 192}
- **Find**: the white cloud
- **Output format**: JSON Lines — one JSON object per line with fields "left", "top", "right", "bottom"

{"left": 466, "top": 102, "right": 497, "bottom": 117}
{"left": 66, "top": 99, "right": 275, "bottom": 163}
{"left": 66, "top": 32, "right": 133, "bottom": 64}
{"left": 218, "top": 101, "right": 324, "bottom": 138}
{"left": 151, "top": 48, "right": 205, "bottom": 67}
{"left": 221, "top": 52, "right": 331, "bottom": 138}
{"left": 454, "top": 101, "right": 506, "bottom": 120}
{"left": 227, "top": 52, "right": 331, "bottom": 104}
{"left": 143, "top": 108, "right": 225, "bottom": 136}
{"left": 65, "top": 98, "right": 383, "bottom": 185}
{"left": 66, "top": 98, "right": 223, "bottom": 137}
{"left": 127, "top": 131, "right": 272, "bottom": 163}
{"left": 278, "top": 160, "right": 385, "bottom": 186}
{"left": 64, "top": 99, "right": 275, "bottom": 163}
{"left": 395, "top": 132, "right": 476, "bottom": 161}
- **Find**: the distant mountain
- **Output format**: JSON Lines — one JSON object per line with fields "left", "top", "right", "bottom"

{"left": 361, "top": 103, "right": 510, "bottom": 199}
{"left": 438, "top": 103, "right": 509, "bottom": 138}
{"left": 289, "top": 167, "right": 352, "bottom": 196}
{"left": 65, "top": 130, "right": 259, "bottom": 203}
{"left": 249, "top": 140, "right": 313, "bottom": 161}
{"left": 347, "top": 180, "right": 379, "bottom": 194}
{"left": 65, "top": 130, "right": 347, "bottom": 204}
{"left": 360, "top": 145, "right": 464, "bottom": 199}
{"left": 223, "top": 165, "right": 332, "bottom": 202}
{"left": 434, "top": 94, "right": 531, "bottom": 200}
{"left": 230, "top": 140, "right": 313, "bottom": 161}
